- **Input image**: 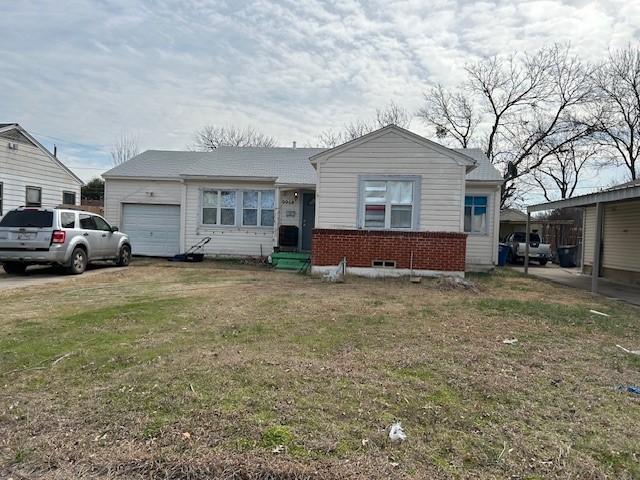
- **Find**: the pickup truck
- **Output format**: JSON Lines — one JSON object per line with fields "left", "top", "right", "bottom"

{"left": 504, "top": 232, "right": 551, "bottom": 266}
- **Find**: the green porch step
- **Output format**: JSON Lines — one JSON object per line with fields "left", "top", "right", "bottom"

{"left": 271, "top": 252, "right": 311, "bottom": 272}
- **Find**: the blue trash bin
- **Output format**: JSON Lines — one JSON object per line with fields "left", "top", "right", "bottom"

{"left": 498, "top": 243, "right": 509, "bottom": 266}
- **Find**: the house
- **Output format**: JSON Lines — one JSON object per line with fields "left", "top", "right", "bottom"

{"left": 528, "top": 179, "right": 640, "bottom": 289}
{"left": 102, "top": 125, "right": 503, "bottom": 275}
{"left": 0, "top": 123, "right": 83, "bottom": 218}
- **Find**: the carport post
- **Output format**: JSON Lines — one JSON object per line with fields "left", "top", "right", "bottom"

{"left": 592, "top": 202, "right": 603, "bottom": 294}
{"left": 524, "top": 211, "right": 531, "bottom": 274}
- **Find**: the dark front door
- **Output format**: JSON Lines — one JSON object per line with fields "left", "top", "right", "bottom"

{"left": 301, "top": 192, "right": 315, "bottom": 251}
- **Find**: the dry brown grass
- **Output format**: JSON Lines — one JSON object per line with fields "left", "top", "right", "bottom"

{"left": 1, "top": 261, "right": 639, "bottom": 479}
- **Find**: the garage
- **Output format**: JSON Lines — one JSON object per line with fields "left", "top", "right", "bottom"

{"left": 121, "top": 204, "right": 180, "bottom": 257}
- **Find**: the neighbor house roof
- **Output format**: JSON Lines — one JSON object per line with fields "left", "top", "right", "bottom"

{"left": 102, "top": 140, "right": 503, "bottom": 185}
{"left": 0, "top": 123, "right": 84, "bottom": 185}
{"left": 103, "top": 147, "right": 324, "bottom": 186}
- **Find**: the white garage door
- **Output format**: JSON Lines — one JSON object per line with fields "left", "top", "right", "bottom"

{"left": 122, "top": 204, "right": 180, "bottom": 257}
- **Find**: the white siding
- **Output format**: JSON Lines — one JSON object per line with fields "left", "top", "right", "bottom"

{"left": 104, "top": 178, "right": 183, "bottom": 229}
{"left": 184, "top": 180, "right": 276, "bottom": 257}
{"left": 465, "top": 184, "right": 501, "bottom": 267}
{"left": 583, "top": 205, "right": 596, "bottom": 266}
{"left": 582, "top": 200, "right": 640, "bottom": 273}
{"left": 315, "top": 130, "right": 466, "bottom": 231}
{"left": 602, "top": 200, "right": 640, "bottom": 272}
{"left": 0, "top": 139, "right": 81, "bottom": 217}
{"left": 279, "top": 189, "right": 301, "bottom": 227}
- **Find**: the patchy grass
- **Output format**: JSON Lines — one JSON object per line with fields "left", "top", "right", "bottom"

{"left": 0, "top": 261, "right": 639, "bottom": 479}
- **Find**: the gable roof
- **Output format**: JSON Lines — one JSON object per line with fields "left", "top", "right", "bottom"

{"left": 103, "top": 147, "right": 325, "bottom": 186}
{"left": 456, "top": 148, "right": 503, "bottom": 182}
{"left": 309, "top": 124, "right": 478, "bottom": 169}
{"left": 0, "top": 123, "right": 84, "bottom": 185}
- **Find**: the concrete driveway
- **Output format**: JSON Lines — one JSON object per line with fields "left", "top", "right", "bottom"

{"left": 0, "top": 263, "right": 122, "bottom": 291}
{"left": 510, "top": 264, "right": 640, "bottom": 307}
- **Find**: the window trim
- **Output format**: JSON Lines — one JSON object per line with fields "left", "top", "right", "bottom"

{"left": 0, "top": 182, "right": 3, "bottom": 216}
{"left": 201, "top": 189, "right": 237, "bottom": 226}
{"left": 62, "top": 190, "right": 77, "bottom": 206}
{"left": 25, "top": 185, "right": 42, "bottom": 207}
{"left": 241, "top": 190, "right": 275, "bottom": 228}
{"left": 357, "top": 175, "right": 421, "bottom": 231}
{"left": 464, "top": 195, "right": 489, "bottom": 235}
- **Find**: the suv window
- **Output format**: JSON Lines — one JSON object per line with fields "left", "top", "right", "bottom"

{"left": 93, "top": 216, "right": 111, "bottom": 231}
{"left": 0, "top": 210, "right": 53, "bottom": 228}
{"left": 60, "top": 212, "right": 76, "bottom": 229}
{"left": 79, "top": 214, "right": 97, "bottom": 230}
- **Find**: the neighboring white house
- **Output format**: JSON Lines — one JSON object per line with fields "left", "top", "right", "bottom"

{"left": 102, "top": 125, "right": 503, "bottom": 273}
{"left": 0, "top": 123, "right": 83, "bottom": 218}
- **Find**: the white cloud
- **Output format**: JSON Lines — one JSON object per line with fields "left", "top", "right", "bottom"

{"left": 0, "top": 0, "right": 638, "bottom": 183}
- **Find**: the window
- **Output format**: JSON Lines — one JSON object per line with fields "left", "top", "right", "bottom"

{"left": 26, "top": 186, "right": 42, "bottom": 207}
{"left": 93, "top": 216, "right": 111, "bottom": 231}
{"left": 63, "top": 191, "right": 76, "bottom": 205}
{"left": 60, "top": 212, "right": 76, "bottom": 229}
{"left": 242, "top": 190, "right": 275, "bottom": 227}
{"left": 0, "top": 210, "right": 52, "bottom": 228}
{"left": 79, "top": 213, "right": 97, "bottom": 230}
{"left": 202, "top": 190, "right": 236, "bottom": 226}
{"left": 464, "top": 196, "right": 488, "bottom": 233}
{"left": 0, "top": 182, "right": 3, "bottom": 216}
{"left": 362, "top": 179, "right": 414, "bottom": 229}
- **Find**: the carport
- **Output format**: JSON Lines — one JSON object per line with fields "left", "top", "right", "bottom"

{"left": 525, "top": 180, "right": 640, "bottom": 294}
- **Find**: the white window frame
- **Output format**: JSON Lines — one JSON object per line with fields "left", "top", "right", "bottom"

{"left": 25, "top": 186, "right": 42, "bottom": 207}
{"left": 357, "top": 175, "right": 421, "bottom": 231}
{"left": 464, "top": 195, "right": 488, "bottom": 234}
{"left": 201, "top": 189, "right": 237, "bottom": 226}
{"left": 242, "top": 190, "right": 275, "bottom": 228}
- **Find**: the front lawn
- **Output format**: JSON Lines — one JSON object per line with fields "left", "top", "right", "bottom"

{"left": 1, "top": 262, "right": 639, "bottom": 479}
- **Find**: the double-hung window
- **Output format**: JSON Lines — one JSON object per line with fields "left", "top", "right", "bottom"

{"left": 202, "top": 190, "right": 236, "bottom": 226}
{"left": 242, "top": 190, "right": 275, "bottom": 227}
{"left": 464, "top": 196, "right": 487, "bottom": 233}
{"left": 362, "top": 179, "right": 415, "bottom": 229}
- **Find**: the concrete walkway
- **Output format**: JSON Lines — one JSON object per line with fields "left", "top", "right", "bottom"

{"left": 510, "top": 264, "right": 640, "bottom": 307}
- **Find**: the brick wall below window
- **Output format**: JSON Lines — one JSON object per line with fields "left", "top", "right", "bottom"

{"left": 312, "top": 229, "right": 467, "bottom": 272}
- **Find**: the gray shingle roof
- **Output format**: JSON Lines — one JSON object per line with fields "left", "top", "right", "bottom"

{"left": 454, "top": 148, "right": 503, "bottom": 182}
{"left": 103, "top": 148, "right": 324, "bottom": 185}
{"left": 103, "top": 146, "right": 502, "bottom": 184}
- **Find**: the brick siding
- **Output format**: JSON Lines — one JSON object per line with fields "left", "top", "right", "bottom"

{"left": 312, "top": 229, "right": 467, "bottom": 272}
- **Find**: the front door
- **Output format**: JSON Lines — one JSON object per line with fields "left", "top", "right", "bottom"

{"left": 301, "top": 192, "right": 315, "bottom": 251}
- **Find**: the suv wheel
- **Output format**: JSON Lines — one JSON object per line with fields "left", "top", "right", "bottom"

{"left": 66, "top": 247, "right": 87, "bottom": 275}
{"left": 2, "top": 262, "right": 27, "bottom": 275}
{"left": 539, "top": 259, "right": 548, "bottom": 266}
{"left": 116, "top": 245, "right": 131, "bottom": 267}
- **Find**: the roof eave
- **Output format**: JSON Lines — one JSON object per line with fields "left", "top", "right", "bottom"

{"left": 528, "top": 184, "right": 640, "bottom": 212}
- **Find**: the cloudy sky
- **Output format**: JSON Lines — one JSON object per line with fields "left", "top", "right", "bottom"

{"left": 2, "top": 0, "right": 639, "bottom": 190}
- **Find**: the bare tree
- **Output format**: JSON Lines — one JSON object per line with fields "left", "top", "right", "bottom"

{"left": 418, "top": 84, "right": 478, "bottom": 147}
{"left": 111, "top": 133, "right": 139, "bottom": 166}
{"left": 418, "top": 44, "right": 595, "bottom": 206}
{"left": 193, "top": 125, "right": 277, "bottom": 150}
{"left": 316, "top": 101, "right": 412, "bottom": 147}
{"left": 589, "top": 45, "right": 640, "bottom": 180}
{"left": 529, "top": 139, "right": 598, "bottom": 201}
